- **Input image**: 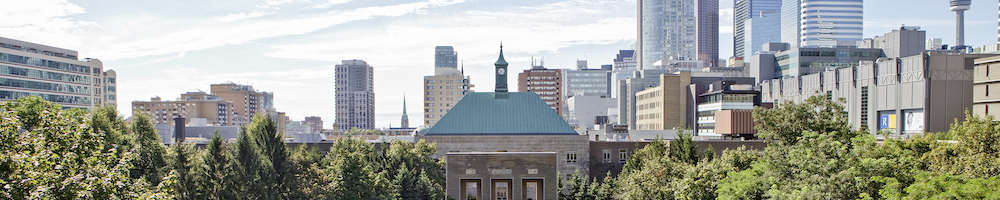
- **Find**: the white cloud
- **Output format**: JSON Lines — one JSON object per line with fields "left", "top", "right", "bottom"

{"left": 256, "top": 0, "right": 293, "bottom": 8}
{"left": 214, "top": 11, "right": 274, "bottom": 22}
{"left": 0, "top": 0, "right": 92, "bottom": 48}
{"left": 310, "top": 0, "right": 353, "bottom": 9}
{"left": 89, "top": 0, "right": 466, "bottom": 61}
{"left": 260, "top": 0, "right": 635, "bottom": 125}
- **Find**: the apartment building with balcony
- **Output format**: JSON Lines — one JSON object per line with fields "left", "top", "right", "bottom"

{"left": 0, "top": 36, "right": 117, "bottom": 109}
{"left": 518, "top": 66, "right": 563, "bottom": 115}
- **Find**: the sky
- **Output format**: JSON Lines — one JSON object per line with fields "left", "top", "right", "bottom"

{"left": 1, "top": 0, "right": 998, "bottom": 130}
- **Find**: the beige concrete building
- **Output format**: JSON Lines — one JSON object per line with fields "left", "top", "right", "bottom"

{"left": 634, "top": 72, "right": 691, "bottom": 130}
{"left": 423, "top": 68, "right": 471, "bottom": 126}
{"left": 0, "top": 36, "right": 117, "bottom": 108}
{"left": 131, "top": 92, "right": 237, "bottom": 125}
{"left": 211, "top": 82, "right": 270, "bottom": 126}
{"left": 518, "top": 67, "right": 564, "bottom": 115}
{"left": 762, "top": 51, "right": 996, "bottom": 136}
{"left": 424, "top": 46, "right": 472, "bottom": 127}
{"left": 974, "top": 55, "right": 1000, "bottom": 119}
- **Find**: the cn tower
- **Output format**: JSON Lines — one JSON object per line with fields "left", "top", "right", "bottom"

{"left": 951, "top": 0, "right": 972, "bottom": 47}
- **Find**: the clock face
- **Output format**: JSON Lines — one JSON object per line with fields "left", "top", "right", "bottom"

{"left": 497, "top": 68, "right": 506, "bottom": 75}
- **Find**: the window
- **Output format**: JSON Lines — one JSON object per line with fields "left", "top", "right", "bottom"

{"left": 619, "top": 149, "right": 628, "bottom": 163}
{"left": 603, "top": 149, "right": 611, "bottom": 163}
{"left": 988, "top": 85, "right": 990, "bottom": 97}
{"left": 525, "top": 181, "right": 539, "bottom": 200}
{"left": 566, "top": 151, "right": 577, "bottom": 163}
{"left": 107, "top": 78, "right": 115, "bottom": 83}
{"left": 495, "top": 181, "right": 509, "bottom": 200}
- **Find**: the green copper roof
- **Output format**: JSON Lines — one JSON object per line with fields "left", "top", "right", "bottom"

{"left": 422, "top": 92, "right": 578, "bottom": 135}
{"left": 495, "top": 46, "right": 508, "bottom": 66}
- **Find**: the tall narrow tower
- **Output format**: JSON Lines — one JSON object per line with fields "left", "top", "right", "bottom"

{"left": 951, "top": 0, "right": 972, "bottom": 47}
{"left": 401, "top": 93, "right": 409, "bottom": 128}
{"left": 495, "top": 43, "right": 509, "bottom": 99}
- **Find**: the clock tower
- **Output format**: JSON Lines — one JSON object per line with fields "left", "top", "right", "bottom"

{"left": 494, "top": 43, "right": 509, "bottom": 99}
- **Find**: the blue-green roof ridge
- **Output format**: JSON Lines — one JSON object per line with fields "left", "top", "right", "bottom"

{"left": 422, "top": 92, "right": 578, "bottom": 135}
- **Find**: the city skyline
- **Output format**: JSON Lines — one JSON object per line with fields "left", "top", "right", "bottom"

{"left": 3, "top": 0, "right": 1000, "bottom": 129}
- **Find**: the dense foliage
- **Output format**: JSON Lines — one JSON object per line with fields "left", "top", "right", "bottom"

{"left": 560, "top": 95, "right": 1000, "bottom": 199}
{"left": 0, "top": 97, "right": 444, "bottom": 199}
{"left": 8, "top": 93, "right": 1000, "bottom": 199}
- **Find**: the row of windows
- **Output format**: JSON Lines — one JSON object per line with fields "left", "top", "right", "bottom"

{"left": 601, "top": 149, "right": 630, "bottom": 164}
{"left": 0, "top": 64, "right": 91, "bottom": 84}
{"left": 803, "top": 21, "right": 863, "bottom": 25}
{"left": 0, "top": 90, "right": 90, "bottom": 105}
{"left": 698, "top": 93, "right": 756, "bottom": 104}
{"left": 0, "top": 53, "right": 92, "bottom": 74}
{"left": 0, "top": 77, "right": 91, "bottom": 95}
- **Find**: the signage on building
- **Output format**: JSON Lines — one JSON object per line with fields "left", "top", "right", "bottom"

{"left": 880, "top": 114, "right": 897, "bottom": 129}
{"left": 903, "top": 110, "right": 924, "bottom": 133}
{"left": 491, "top": 168, "right": 512, "bottom": 175}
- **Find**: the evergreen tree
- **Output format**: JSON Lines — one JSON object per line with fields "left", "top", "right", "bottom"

{"left": 670, "top": 132, "right": 699, "bottom": 164}
{"left": 169, "top": 142, "right": 198, "bottom": 199}
{"left": 130, "top": 111, "right": 169, "bottom": 186}
{"left": 230, "top": 119, "right": 268, "bottom": 199}
{"left": 198, "top": 132, "right": 234, "bottom": 200}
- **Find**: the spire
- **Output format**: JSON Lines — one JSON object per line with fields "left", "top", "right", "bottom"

{"left": 495, "top": 42, "right": 508, "bottom": 66}
{"left": 401, "top": 92, "right": 409, "bottom": 128}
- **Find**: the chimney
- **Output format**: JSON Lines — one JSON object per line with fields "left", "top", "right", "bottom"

{"left": 174, "top": 117, "right": 185, "bottom": 143}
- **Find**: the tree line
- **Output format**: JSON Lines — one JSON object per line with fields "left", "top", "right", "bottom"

{"left": 0, "top": 96, "right": 444, "bottom": 199}
{"left": 6, "top": 93, "right": 1000, "bottom": 199}
{"left": 559, "top": 95, "right": 1000, "bottom": 199}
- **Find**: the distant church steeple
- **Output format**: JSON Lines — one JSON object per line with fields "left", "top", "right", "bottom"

{"left": 401, "top": 93, "right": 409, "bottom": 128}
{"left": 495, "top": 42, "right": 509, "bottom": 99}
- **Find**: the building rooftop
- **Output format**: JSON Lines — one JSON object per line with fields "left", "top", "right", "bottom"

{"left": 421, "top": 92, "right": 578, "bottom": 136}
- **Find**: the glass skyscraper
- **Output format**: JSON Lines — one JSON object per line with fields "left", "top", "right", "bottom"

{"left": 638, "top": 0, "right": 697, "bottom": 69}
{"left": 781, "top": 0, "right": 864, "bottom": 48}
{"left": 696, "top": 0, "right": 719, "bottom": 68}
{"left": 734, "top": 0, "right": 782, "bottom": 57}
{"left": 744, "top": 10, "right": 782, "bottom": 58}
{"left": 435, "top": 46, "right": 457, "bottom": 69}
{"left": 780, "top": 0, "right": 801, "bottom": 47}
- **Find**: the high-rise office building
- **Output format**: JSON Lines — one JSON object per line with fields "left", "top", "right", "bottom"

{"left": 696, "top": 0, "right": 720, "bottom": 68}
{"left": 435, "top": 46, "right": 458, "bottom": 69}
{"left": 565, "top": 69, "right": 611, "bottom": 98}
{"left": 782, "top": 0, "right": 864, "bottom": 48}
{"left": 335, "top": 59, "right": 375, "bottom": 131}
{"left": 780, "top": 0, "right": 801, "bottom": 47}
{"left": 734, "top": 0, "right": 782, "bottom": 57}
{"left": 637, "top": 0, "right": 697, "bottom": 69}
{"left": 638, "top": 0, "right": 720, "bottom": 69}
{"left": 210, "top": 82, "right": 271, "bottom": 126}
{"left": 424, "top": 46, "right": 472, "bottom": 127}
{"left": 743, "top": 10, "right": 783, "bottom": 58}
{"left": 518, "top": 65, "right": 564, "bottom": 115}
{"left": 0, "top": 37, "right": 117, "bottom": 109}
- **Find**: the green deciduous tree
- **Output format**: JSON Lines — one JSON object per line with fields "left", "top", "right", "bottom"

{"left": 0, "top": 96, "right": 169, "bottom": 199}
